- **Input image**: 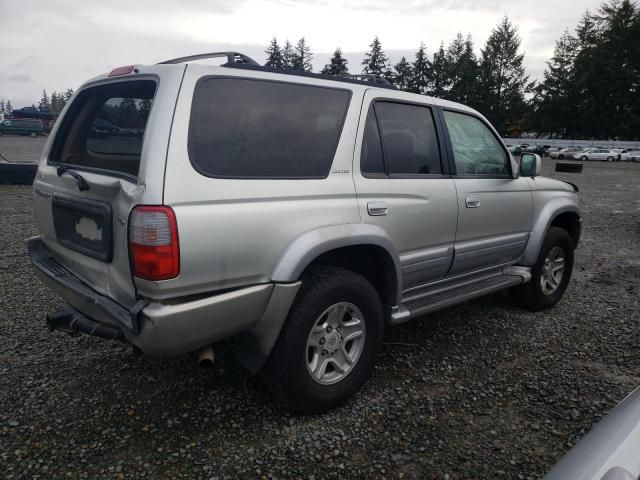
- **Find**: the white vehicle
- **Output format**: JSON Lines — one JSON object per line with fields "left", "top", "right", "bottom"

{"left": 574, "top": 149, "right": 618, "bottom": 162}
{"left": 621, "top": 150, "right": 640, "bottom": 162}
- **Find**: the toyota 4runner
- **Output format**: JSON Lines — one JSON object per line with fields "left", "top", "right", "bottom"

{"left": 28, "top": 52, "right": 581, "bottom": 413}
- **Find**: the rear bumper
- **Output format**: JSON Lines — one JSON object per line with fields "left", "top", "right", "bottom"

{"left": 28, "top": 236, "right": 281, "bottom": 356}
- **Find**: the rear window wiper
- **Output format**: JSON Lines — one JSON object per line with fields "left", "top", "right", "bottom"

{"left": 56, "top": 165, "right": 89, "bottom": 191}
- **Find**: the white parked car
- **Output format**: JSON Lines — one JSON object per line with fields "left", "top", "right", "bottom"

{"left": 574, "top": 149, "right": 618, "bottom": 162}
{"left": 621, "top": 150, "right": 640, "bottom": 162}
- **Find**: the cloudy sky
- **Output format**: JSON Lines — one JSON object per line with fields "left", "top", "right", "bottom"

{"left": 1, "top": 0, "right": 603, "bottom": 108}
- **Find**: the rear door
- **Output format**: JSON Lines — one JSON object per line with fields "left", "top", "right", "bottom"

{"left": 441, "top": 109, "right": 532, "bottom": 276}
{"left": 32, "top": 66, "right": 184, "bottom": 308}
{"left": 353, "top": 91, "right": 458, "bottom": 290}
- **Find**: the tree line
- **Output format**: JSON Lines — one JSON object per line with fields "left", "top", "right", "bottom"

{"left": 0, "top": 89, "right": 74, "bottom": 117}
{"left": 265, "top": 0, "right": 639, "bottom": 139}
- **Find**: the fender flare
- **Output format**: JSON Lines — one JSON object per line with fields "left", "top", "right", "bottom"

{"left": 271, "top": 223, "right": 403, "bottom": 305}
{"left": 519, "top": 198, "right": 581, "bottom": 266}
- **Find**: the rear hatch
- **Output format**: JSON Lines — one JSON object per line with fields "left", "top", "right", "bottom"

{"left": 32, "top": 66, "right": 184, "bottom": 309}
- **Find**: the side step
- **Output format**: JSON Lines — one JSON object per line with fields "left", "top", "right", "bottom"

{"left": 395, "top": 272, "right": 526, "bottom": 323}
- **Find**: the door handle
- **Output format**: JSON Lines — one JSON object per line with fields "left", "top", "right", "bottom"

{"left": 465, "top": 196, "right": 480, "bottom": 208}
{"left": 367, "top": 201, "right": 389, "bottom": 216}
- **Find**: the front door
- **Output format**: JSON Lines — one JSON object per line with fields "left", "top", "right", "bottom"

{"left": 441, "top": 109, "right": 532, "bottom": 276}
{"left": 353, "top": 91, "right": 458, "bottom": 291}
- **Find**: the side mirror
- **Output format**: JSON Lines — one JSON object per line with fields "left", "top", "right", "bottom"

{"left": 520, "top": 153, "right": 541, "bottom": 177}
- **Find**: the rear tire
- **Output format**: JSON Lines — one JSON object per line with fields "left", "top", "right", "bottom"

{"left": 607, "top": 156, "right": 614, "bottom": 162}
{"left": 510, "top": 227, "right": 574, "bottom": 312}
{"left": 580, "top": 156, "right": 588, "bottom": 161}
{"left": 261, "top": 265, "right": 384, "bottom": 414}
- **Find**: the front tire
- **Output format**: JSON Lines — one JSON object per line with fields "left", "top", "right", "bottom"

{"left": 511, "top": 227, "right": 574, "bottom": 311}
{"left": 581, "top": 156, "right": 588, "bottom": 161}
{"left": 607, "top": 156, "right": 614, "bottom": 162}
{"left": 261, "top": 266, "right": 384, "bottom": 414}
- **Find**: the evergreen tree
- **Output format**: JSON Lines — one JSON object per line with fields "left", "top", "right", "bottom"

{"left": 282, "top": 40, "right": 295, "bottom": 70}
{"left": 139, "top": 98, "right": 152, "bottom": 119}
{"left": 571, "top": 1, "right": 640, "bottom": 138}
{"left": 445, "top": 33, "right": 480, "bottom": 106}
{"left": 532, "top": 31, "right": 579, "bottom": 137}
{"left": 38, "top": 89, "right": 51, "bottom": 112}
{"left": 408, "top": 43, "right": 432, "bottom": 95}
{"left": 361, "top": 36, "right": 391, "bottom": 79}
{"left": 430, "top": 41, "right": 450, "bottom": 97}
{"left": 5, "top": 100, "right": 12, "bottom": 113}
{"left": 264, "top": 37, "right": 285, "bottom": 69}
{"left": 321, "top": 48, "right": 349, "bottom": 75}
{"left": 391, "top": 56, "right": 412, "bottom": 91}
{"left": 291, "top": 37, "right": 313, "bottom": 72}
{"left": 63, "top": 89, "right": 74, "bottom": 102}
{"left": 477, "top": 17, "right": 531, "bottom": 135}
{"left": 0, "top": 100, "right": 4, "bottom": 114}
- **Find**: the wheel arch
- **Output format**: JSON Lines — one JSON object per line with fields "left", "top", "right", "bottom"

{"left": 520, "top": 198, "right": 581, "bottom": 266}
{"left": 271, "top": 224, "right": 402, "bottom": 306}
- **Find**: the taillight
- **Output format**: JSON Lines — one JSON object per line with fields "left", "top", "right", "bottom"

{"left": 109, "top": 65, "right": 135, "bottom": 77}
{"left": 129, "top": 206, "right": 179, "bottom": 281}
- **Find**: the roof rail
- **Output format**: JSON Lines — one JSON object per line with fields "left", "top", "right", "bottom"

{"left": 222, "top": 63, "right": 397, "bottom": 90}
{"left": 340, "top": 74, "right": 394, "bottom": 87}
{"left": 158, "top": 52, "right": 259, "bottom": 66}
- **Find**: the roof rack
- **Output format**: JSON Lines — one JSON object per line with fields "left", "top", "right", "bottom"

{"left": 156, "top": 51, "right": 397, "bottom": 90}
{"left": 158, "top": 52, "right": 260, "bottom": 66}
{"left": 223, "top": 63, "right": 397, "bottom": 90}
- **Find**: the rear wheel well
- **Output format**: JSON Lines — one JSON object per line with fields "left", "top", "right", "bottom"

{"left": 550, "top": 212, "right": 581, "bottom": 248}
{"left": 304, "top": 245, "right": 398, "bottom": 306}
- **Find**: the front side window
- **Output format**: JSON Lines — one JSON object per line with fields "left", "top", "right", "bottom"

{"left": 189, "top": 78, "right": 351, "bottom": 178}
{"left": 443, "top": 110, "right": 509, "bottom": 176}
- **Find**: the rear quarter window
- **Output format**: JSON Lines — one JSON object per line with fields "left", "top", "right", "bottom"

{"left": 188, "top": 77, "right": 351, "bottom": 178}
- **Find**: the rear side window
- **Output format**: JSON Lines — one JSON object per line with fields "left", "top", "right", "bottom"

{"left": 50, "top": 80, "right": 156, "bottom": 178}
{"left": 361, "top": 101, "right": 442, "bottom": 176}
{"left": 189, "top": 78, "right": 351, "bottom": 178}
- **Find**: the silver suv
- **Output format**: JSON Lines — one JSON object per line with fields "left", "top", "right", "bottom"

{"left": 28, "top": 52, "right": 581, "bottom": 413}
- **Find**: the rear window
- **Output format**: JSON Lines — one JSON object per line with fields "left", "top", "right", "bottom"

{"left": 50, "top": 80, "right": 156, "bottom": 179}
{"left": 189, "top": 78, "right": 351, "bottom": 178}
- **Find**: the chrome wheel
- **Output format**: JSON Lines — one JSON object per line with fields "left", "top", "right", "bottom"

{"left": 540, "top": 246, "right": 565, "bottom": 295}
{"left": 305, "top": 302, "right": 366, "bottom": 385}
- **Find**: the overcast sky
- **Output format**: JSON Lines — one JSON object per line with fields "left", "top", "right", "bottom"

{"left": 1, "top": 0, "right": 603, "bottom": 108}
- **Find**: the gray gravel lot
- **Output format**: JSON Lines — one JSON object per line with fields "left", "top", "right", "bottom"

{"left": 0, "top": 135, "right": 47, "bottom": 163}
{"left": 1, "top": 158, "right": 639, "bottom": 479}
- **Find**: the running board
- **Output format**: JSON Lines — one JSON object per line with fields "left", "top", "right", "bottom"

{"left": 390, "top": 269, "right": 528, "bottom": 325}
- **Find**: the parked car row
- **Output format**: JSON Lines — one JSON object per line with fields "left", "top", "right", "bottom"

{"left": 506, "top": 144, "right": 640, "bottom": 162}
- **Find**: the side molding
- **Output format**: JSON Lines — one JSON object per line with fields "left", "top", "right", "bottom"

{"left": 519, "top": 197, "right": 580, "bottom": 266}
{"left": 271, "top": 223, "right": 403, "bottom": 304}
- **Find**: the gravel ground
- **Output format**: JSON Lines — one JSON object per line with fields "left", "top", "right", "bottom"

{"left": 0, "top": 135, "right": 47, "bottom": 163}
{"left": 1, "top": 159, "right": 639, "bottom": 479}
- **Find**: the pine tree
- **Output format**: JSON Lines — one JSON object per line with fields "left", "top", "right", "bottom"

{"left": 408, "top": 43, "right": 431, "bottom": 95}
{"left": 430, "top": 42, "right": 450, "bottom": 97}
{"left": 445, "top": 33, "right": 480, "bottom": 106}
{"left": 291, "top": 37, "right": 313, "bottom": 72}
{"left": 321, "top": 48, "right": 349, "bottom": 75}
{"left": 282, "top": 40, "right": 295, "bottom": 70}
{"left": 0, "top": 100, "right": 4, "bottom": 114}
{"left": 5, "top": 100, "right": 12, "bottom": 113}
{"left": 532, "top": 31, "right": 579, "bottom": 137}
{"left": 361, "top": 36, "right": 391, "bottom": 79}
{"left": 391, "top": 56, "right": 412, "bottom": 91}
{"left": 38, "top": 89, "right": 51, "bottom": 112}
{"left": 63, "top": 89, "right": 74, "bottom": 102}
{"left": 477, "top": 17, "right": 531, "bottom": 135}
{"left": 265, "top": 37, "right": 285, "bottom": 69}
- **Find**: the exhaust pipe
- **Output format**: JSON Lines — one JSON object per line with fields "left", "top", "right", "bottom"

{"left": 197, "top": 345, "right": 215, "bottom": 368}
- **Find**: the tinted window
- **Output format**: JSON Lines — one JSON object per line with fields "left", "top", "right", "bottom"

{"left": 443, "top": 110, "right": 509, "bottom": 176}
{"left": 360, "top": 106, "right": 385, "bottom": 175}
{"left": 189, "top": 78, "right": 351, "bottom": 178}
{"left": 51, "top": 80, "right": 156, "bottom": 178}
{"left": 374, "top": 102, "right": 441, "bottom": 175}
